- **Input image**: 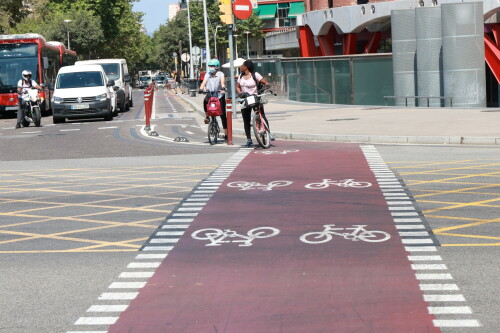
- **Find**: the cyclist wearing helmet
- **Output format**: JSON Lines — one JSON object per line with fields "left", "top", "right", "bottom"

{"left": 199, "top": 58, "right": 228, "bottom": 142}
{"left": 16, "top": 70, "right": 42, "bottom": 129}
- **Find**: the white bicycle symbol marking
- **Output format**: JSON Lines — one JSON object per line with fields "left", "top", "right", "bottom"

{"left": 227, "top": 180, "right": 293, "bottom": 191}
{"left": 300, "top": 224, "right": 390, "bottom": 244}
{"left": 305, "top": 179, "right": 372, "bottom": 189}
{"left": 255, "top": 149, "right": 299, "bottom": 155}
{"left": 191, "top": 227, "right": 280, "bottom": 247}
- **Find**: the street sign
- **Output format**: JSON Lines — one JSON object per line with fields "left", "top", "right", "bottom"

{"left": 181, "top": 53, "right": 190, "bottom": 62}
{"left": 233, "top": 0, "right": 252, "bottom": 20}
{"left": 202, "top": 48, "right": 207, "bottom": 63}
{"left": 173, "top": 52, "right": 177, "bottom": 57}
{"left": 192, "top": 46, "right": 201, "bottom": 56}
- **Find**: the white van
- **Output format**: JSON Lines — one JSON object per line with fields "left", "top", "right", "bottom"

{"left": 51, "top": 65, "right": 117, "bottom": 123}
{"left": 75, "top": 59, "right": 132, "bottom": 112}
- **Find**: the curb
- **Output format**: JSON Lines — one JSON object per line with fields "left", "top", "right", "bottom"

{"left": 176, "top": 94, "right": 500, "bottom": 145}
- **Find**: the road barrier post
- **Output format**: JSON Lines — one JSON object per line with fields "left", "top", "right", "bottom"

{"left": 226, "top": 98, "right": 233, "bottom": 145}
{"left": 143, "top": 83, "right": 158, "bottom": 136}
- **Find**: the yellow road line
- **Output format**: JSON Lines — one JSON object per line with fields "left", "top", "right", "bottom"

{"left": 423, "top": 198, "right": 500, "bottom": 214}
{"left": 436, "top": 232, "right": 500, "bottom": 241}
{"left": 432, "top": 220, "right": 500, "bottom": 233}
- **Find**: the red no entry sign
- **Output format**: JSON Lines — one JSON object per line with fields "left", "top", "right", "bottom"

{"left": 233, "top": 0, "right": 253, "bottom": 20}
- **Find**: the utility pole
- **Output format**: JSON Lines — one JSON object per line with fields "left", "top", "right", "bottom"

{"left": 202, "top": 0, "right": 211, "bottom": 71}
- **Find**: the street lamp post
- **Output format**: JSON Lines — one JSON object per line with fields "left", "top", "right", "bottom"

{"left": 64, "top": 19, "right": 71, "bottom": 50}
{"left": 214, "top": 25, "right": 222, "bottom": 60}
{"left": 244, "top": 31, "right": 250, "bottom": 59}
{"left": 234, "top": 34, "right": 238, "bottom": 58}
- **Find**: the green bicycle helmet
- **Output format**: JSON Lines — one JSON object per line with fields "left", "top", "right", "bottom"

{"left": 208, "top": 58, "right": 220, "bottom": 67}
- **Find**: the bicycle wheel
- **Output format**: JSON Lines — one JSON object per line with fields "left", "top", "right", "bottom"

{"left": 191, "top": 228, "right": 223, "bottom": 241}
{"left": 358, "top": 231, "right": 391, "bottom": 242}
{"left": 299, "top": 232, "right": 332, "bottom": 244}
{"left": 247, "top": 227, "right": 280, "bottom": 239}
{"left": 252, "top": 112, "right": 270, "bottom": 149}
{"left": 207, "top": 117, "right": 219, "bottom": 145}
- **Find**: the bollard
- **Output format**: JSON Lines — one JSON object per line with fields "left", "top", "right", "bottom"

{"left": 144, "top": 91, "right": 151, "bottom": 130}
{"left": 226, "top": 98, "right": 233, "bottom": 145}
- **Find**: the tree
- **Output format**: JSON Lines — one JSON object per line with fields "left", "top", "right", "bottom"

{"left": 0, "top": 0, "right": 31, "bottom": 33}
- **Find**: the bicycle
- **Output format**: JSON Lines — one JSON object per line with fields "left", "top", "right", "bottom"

{"left": 199, "top": 89, "right": 224, "bottom": 145}
{"left": 300, "top": 224, "right": 390, "bottom": 244}
{"left": 305, "top": 179, "right": 372, "bottom": 189}
{"left": 191, "top": 227, "right": 280, "bottom": 247}
{"left": 237, "top": 87, "right": 276, "bottom": 149}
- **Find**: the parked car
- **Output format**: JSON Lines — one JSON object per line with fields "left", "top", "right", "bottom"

{"left": 51, "top": 65, "right": 118, "bottom": 123}
{"left": 75, "top": 59, "right": 132, "bottom": 112}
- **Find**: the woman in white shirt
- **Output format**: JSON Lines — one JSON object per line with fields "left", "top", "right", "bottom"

{"left": 236, "top": 59, "right": 273, "bottom": 148}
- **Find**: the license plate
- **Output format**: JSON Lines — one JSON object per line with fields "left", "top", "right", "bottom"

{"left": 71, "top": 104, "right": 89, "bottom": 110}
{"left": 5, "top": 106, "right": 18, "bottom": 110}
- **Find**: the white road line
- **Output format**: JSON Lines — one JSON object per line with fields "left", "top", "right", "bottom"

{"left": 108, "top": 282, "right": 146, "bottom": 289}
{"left": 161, "top": 224, "right": 189, "bottom": 229}
{"left": 98, "top": 292, "right": 138, "bottom": 300}
{"left": 389, "top": 206, "right": 416, "bottom": 211}
{"left": 149, "top": 238, "right": 179, "bottom": 244}
{"left": 396, "top": 225, "right": 426, "bottom": 229}
{"left": 408, "top": 255, "right": 442, "bottom": 261}
{"left": 420, "top": 284, "right": 459, "bottom": 291}
{"left": 402, "top": 238, "right": 434, "bottom": 244}
{"left": 392, "top": 212, "right": 420, "bottom": 216}
{"left": 394, "top": 218, "right": 422, "bottom": 223}
{"left": 87, "top": 305, "right": 128, "bottom": 312}
{"left": 60, "top": 129, "right": 80, "bottom": 132}
{"left": 185, "top": 131, "right": 194, "bottom": 134}
{"left": 98, "top": 126, "right": 118, "bottom": 129}
{"left": 399, "top": 231, "right": 429, "bottom": 236}
{"left": 415, "top": 273, "right": 453, "bottom": 280}
{"left": 405, "top": 246, "right": 437, "bottom": 252}
{"left": 74, "top": 317, "right": 118, "bottom": 325}
{"left": 142, "top": 246, "right": 173, "bottom": 251}
{"left": 21, "top": 131, "right": 42, "bottom": 134}
{"left": 167, "top": 218, "right": 194, "bottom": 222}
{"left": 428, "top": 306, "right": 472, "bottom": 314}
{"left": 119, "top": 272, "right": 154, "bottom": 278}
{"left": 127, "top": 262, "right": 161, "bottom": 268}
{"left": 136, "top": 253, "right": 168, "bottom": 259}
{"left": 412, "top": 264, "right": 447, "bottom": 270}
{"left": 432, "top": 319, "right": 481, "bottom": 327}
{"left": 387, "top": 201, "right": 413, "bottom": 205}
{"left": 156, "top": 231, "right": 184, "bottom": 236}
{"left": 424, "top": 294, "right": 465, "bottom": 302}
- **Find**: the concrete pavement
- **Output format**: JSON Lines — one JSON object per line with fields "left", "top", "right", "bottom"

{"left": 172, "top": 89, "right": 500, "bottom": 145}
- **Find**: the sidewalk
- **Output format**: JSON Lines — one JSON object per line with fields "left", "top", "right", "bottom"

{"left": 173, "top": 90, "right": 500, "bottom": 145}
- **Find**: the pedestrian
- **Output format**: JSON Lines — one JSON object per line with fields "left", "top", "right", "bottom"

{"left": 174, "top": 71, "right": 184, "bottom": 94}
{"left": 236, "top": 59, "right": 274, "bottom": 147}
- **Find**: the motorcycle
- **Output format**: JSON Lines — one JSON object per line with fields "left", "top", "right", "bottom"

{"left": 21, "top": 88, "right": 43, "bottom": 127}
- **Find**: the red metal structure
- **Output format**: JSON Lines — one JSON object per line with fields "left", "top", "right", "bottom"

{"left": 0, "top": 33, "right": 77, "bottom": 114}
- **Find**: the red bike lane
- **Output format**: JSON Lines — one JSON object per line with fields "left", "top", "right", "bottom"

{"left": 109, "top": 141, "right": 439, "bottom": 333}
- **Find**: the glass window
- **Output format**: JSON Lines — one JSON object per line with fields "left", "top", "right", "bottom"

{"left": 100, "top": 63, "right": 120, "bottom": 80}
{"left": 0, "top": 43, "right": 37, "bottom": 58}
{"left": 56, "top": 71, "right": 104, "bottom": 89}
{"left": 0, "top": 57, "right": 38, "bottom": 93}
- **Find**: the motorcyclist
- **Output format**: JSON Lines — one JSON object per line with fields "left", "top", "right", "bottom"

{"left": 16, "top": 70, "right": 42, "bottom": 129}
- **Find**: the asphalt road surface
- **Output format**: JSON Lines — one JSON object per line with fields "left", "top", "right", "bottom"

{"left": 0, "top": 90, "right": 498, "bottom": 333}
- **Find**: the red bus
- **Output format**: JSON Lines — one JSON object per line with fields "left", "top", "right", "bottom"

{"left": 0, "top": 33, "right": 77, "bottom": 115}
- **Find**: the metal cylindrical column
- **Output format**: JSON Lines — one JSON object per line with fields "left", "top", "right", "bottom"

{"left": 391, "top": 9, "right": 417, "bottom": 106}
{"left": 441, "top": 2, "right": 486, "bottom": 107}
{"left": 416, "top": 7, "right": 443, "bottom": 107}
{"left": 226, "top": 98, "right": 233, "bottom": 145}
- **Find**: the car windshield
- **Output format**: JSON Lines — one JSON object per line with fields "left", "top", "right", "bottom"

{"left": 56, "top": 71, "right": 104, "bottom": 89}
{"left": 0, "top": 44, "right": 39, "bottom": 93}
{"left": 100, "top": 63, "right": 120, "bottom": 80}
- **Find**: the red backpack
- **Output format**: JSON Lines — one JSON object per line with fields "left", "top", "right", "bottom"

{"left": 207, "top": 96, "right": 222, "bottom": 116}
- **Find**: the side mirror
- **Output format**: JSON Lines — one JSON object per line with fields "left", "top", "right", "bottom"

{"left": 107, "top": 79, "right": 115, "bottom": 87}
{"left": 113, "top": 86, "right": 119, "bottom": 91}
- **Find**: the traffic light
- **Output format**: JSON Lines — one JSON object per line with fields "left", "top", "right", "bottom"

{"left": 219, "top": 0, "right": 234, "bottom": 25}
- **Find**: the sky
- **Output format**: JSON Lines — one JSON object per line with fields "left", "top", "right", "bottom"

{"left": 133, "top": 0, "right": 176, "bottom": 35}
